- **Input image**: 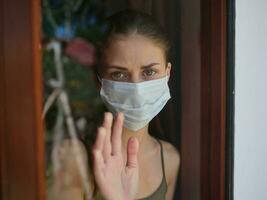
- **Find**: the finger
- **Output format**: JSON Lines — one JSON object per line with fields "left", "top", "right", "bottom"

{"left": 93, "top": 149, "right": 104, "bottom": 185}
{"left": 126, "top": 137, "right": 139, "bottom": 169}
{"left": 93, "top": 127, "right": 106, "bottom": 153}
{"left": 102, "top": 112, "right": 113, "bottom": 160}
{"left": 111, "top": 112, "right": 124, "bottom": 156}
{"left": 92, "top": 127, "right": 106, "bottom": 184}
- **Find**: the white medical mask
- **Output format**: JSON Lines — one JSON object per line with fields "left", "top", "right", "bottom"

{"left": 99, "top": 75, "right": 171, "bottom": 131}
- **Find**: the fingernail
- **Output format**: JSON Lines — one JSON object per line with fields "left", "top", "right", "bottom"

{"left": 129, "top": 137, "right": 136, "bottom": 143}
{"left": 119, "top": 112, "right": 124, "bottom": 119}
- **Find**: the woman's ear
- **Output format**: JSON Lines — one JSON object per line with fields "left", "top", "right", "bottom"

{"left": 166, "top": 62, "right": 172, "bottom": 79}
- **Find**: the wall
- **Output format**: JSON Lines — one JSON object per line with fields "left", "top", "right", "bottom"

{"left": 234, "top": 0, "right": 267, "bottom": 199}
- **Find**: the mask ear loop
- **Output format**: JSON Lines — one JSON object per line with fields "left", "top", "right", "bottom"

{"left": 96, "top": 74, "right": 102, "bottom": 84}
{"left": 165, "top": 70, "right": 170, "bottom": 83}
{"left": 164, "top": 62, "right": 170, "bottom": 82}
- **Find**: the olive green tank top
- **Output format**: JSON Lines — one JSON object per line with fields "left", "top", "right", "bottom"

{"left": 93, "top": 139, "right": 167, "bottom": 200}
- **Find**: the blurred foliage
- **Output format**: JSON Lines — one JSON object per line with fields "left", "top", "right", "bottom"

{"left": 42, "top": 0, "right": 110, "bottom": 41}
{"left": 42, "top": 52, "right": 105, "bottom": 140}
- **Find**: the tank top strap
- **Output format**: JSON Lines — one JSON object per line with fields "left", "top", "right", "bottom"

{"left": 156, "top": 139, "right": 166, "bottom": 179}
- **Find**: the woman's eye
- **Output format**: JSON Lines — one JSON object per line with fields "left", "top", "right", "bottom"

{"left": 143, "top": 69, "right": 156, "bottom": 77}
{"left": 111, "top": 71, "right": 127, "bottom": 81}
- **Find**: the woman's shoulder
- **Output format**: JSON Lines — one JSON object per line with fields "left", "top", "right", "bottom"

{"left": 158, "top": 139, "right": 180, "bottom": 165}
{"left": 158, "top": 139, "right": 180, "bottom": 185}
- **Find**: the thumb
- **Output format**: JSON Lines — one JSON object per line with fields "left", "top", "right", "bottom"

{"left": 126, "top": 137, "right": 139, "bottom": 169}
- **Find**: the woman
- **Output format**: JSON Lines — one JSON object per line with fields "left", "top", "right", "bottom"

{"left": 50, "top": 9, "right": 180, "bottom": 200}
{"left": 90, "top": 10, "right": 180, "bottom": 200}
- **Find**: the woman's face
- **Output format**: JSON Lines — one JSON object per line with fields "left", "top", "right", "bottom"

{"left": 100, "top": 34, "right": 171, "bottom": 82}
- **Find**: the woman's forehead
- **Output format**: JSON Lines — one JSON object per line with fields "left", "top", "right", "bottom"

{"left": 101, "top": 34, "right": 166, "bottom": 67}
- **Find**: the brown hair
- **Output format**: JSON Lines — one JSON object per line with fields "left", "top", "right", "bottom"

{"left": 99, "top": 9, "right": 170, "bottom": 62}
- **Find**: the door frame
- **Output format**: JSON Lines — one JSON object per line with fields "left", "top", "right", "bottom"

{"left": 0, "top": 0, "right": 45, "bottom": 199}
{"left": 179, "top": 0, "right": 234, "bottom": 199}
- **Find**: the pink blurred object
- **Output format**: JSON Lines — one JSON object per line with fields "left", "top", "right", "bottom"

{"left": 65, "top": 38, "right": 96, "bottom": 66}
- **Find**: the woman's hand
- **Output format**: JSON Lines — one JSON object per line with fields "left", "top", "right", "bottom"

{"left": 92, "top": 112, "right": 139, "bottom": 200}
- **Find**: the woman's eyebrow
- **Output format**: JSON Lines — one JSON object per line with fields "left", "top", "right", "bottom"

{"left": 141, "top": 63, "right": 161, "bottom": 69}
{"left": 105, "top": 63, "right": 161, "bottom": 70}
{"left": 106, "top": 65, "right": 128, "bottom": 71}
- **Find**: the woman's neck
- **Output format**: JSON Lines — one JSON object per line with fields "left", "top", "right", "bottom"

{"left": 121, "top": 125, "right": 152, "bottom": 153}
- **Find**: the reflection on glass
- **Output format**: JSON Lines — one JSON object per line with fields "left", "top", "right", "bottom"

{"left": 42, "top": 1, "right": 108, "bottom": 199}
{"left": 42, "top": 1, "right": 180, "bottom": 200}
